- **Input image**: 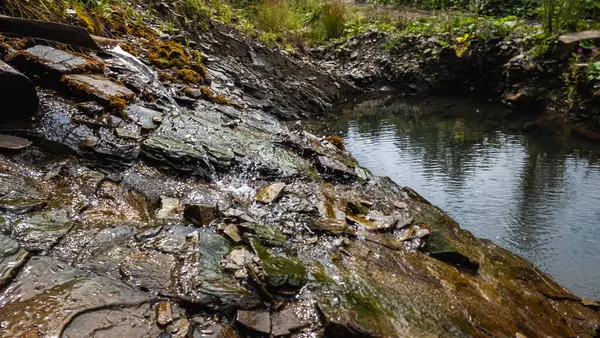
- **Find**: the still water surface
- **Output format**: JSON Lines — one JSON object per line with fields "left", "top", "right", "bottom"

{"left": 314, "top": 98, "right": 600, "bottom": 299}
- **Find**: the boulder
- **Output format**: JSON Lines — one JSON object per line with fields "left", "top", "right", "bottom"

{"left": 0, "top": 60, "right": 38, "bottom": 125}
{"left": 558, "top": 30, "right": 600, "bottom": 50}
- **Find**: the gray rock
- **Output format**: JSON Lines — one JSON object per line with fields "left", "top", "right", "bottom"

{"left": 0, "top": 134, "right": 32, "bottom": 150}
{"left": 271, "top": 301, "right": 320, "bottom": 336}
{"left": 141, "top": 135, "right": 214, "bottom": 178}
{"left": 124, "top": 105, "right": 164, "bottom": 130}
{"left": 559, "top": 30, "right": 600, "bottom": 50}
{"left": 236, "top": 310, "right": 271, "bottom": 334}
{"left": 316, "top": 156, "right": 356, "bottom": 181}
{"left": 9, "top": 45, "right": 103, "bottom": 76}
{"left": 0, "top": 234, "right": 29, "bottom": 288}
{"left": 0, "top": 170, "right": 47, "bottom": 214}
{"left": 9, "top": 208, "right": 73, "bottom": 252}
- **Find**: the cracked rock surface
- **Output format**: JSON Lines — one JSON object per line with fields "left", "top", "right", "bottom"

{"left": 0, "top": 23, "right": 599, "bottom": 338}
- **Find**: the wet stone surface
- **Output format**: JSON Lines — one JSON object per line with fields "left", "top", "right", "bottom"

{"left": 0, "top": 32, "right": 598, "bottom": 338}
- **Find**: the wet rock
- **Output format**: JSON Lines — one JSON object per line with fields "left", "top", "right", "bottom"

{"left": 0, "top": 171, "right": 46, "bottom": 214}
{"left": 157, "top": 196, "right": 182, "bottom": 219}
{"left": 223, "top": 223, "right": 242, "bottom": 242}
{"left": 316, "top": 218, "right": 348, "bottom": 235}
{"left": 0, "top": 60, "right": 38, "bottom": 125}
{"left": 422, "top": 231, "right": 479, "bottom": 273}
{"left": 63, "top": 304, "right": 163, "bottom": 338}
{"left": 120, "top": 250, "right": 178, "bottom": 294}
{"left": 63, "top": 74, "right": 135, "bottom": 104}
{"left": 192, "top": 319, "right": 239, "bottom": 338}
{"left": 9, "top": 45, "right": 103, "bottom": 78}
{"left": 184, "top": 202, "right": 219, "bottom": 226}
{"left": 240, "top": 222, "right": 287, "bottom": 247}
{"left": 0, "top": 256, "right": 157, "bottom": 337}
{"left": 124, "top": 104, "right": 164, "bottom": 130}
{"left": 316, "top": 156, "right": 356, "bottom": 181}
{"left": 156, "top": 301, "right": 175, "bottom": 326}
{"left": 0, "top": 134, "right": 32, "bottom": 150}
{"left": 142, "top": 135, "right": 214, "bottom": 178}
{"left": 115, "top": 126, "right": 141, "bottom": 140}
{"left": 250, "top": 239, "right": 307, "bottom": 291}
{"left": 0, "top": 234, "right": 29, "bottom": 287}
{"left": 271, "top": 300, "right": 320, "bottom": 336}
{"left": 236, "top": 309, "right": 271, "bottom": 335}
{"left": 167, "top": 318, "right": 191, "bottom": 338}
{"left": 255, "top": 182, "right": 286, "bottom": 203}
{"left": 318, "top": 288, "right": 393, "bottom": 338}
{"left": 9, "top": 208, "right": 73, "bottom": 252}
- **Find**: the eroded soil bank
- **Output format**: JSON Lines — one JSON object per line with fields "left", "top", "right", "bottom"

{"left": 0, "top": 9, "right": 599, "bottom": 338}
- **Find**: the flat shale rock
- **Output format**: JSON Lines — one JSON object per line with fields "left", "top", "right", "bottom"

{"left": 63, "top": 74, "right": 135, "bottom": 102}
{"left": 0, "top": 256, "right": 159, "bottom": 337}
{"left": 0, "top": 134, "right": 32, "bottom": 150}
{"left": 0, "top": 234, "right": 29, "bottom": 288}
{"left": 9, "top": 45, "right": 104, "bottom": 77}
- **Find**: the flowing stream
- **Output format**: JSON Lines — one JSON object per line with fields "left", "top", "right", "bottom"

{"left": 310, "top": 97, "right": 600, "bottom": 299}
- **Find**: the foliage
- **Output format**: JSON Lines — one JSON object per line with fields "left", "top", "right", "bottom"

{"left": 588, "top": 61, "right": 600, "bottom": 81}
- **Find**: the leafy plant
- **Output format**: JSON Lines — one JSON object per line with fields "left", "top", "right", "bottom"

{"left": 587, "top": 61, "right": 600, "bottom": 81}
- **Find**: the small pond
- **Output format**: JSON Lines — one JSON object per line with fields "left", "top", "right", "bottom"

{"left": 309, "top": 97, "right": 600, "bottom": 299}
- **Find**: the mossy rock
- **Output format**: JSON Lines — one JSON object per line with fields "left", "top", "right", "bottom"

{"left": 251, "top": 239, "right": 307, "bottom": 290}
{"left": 240, "top": 222, "right": 287, "bottom": 247}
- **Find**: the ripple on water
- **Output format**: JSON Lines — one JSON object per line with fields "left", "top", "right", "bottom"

{"left": 316, "top": 101, "right": 600, "bottom": 299}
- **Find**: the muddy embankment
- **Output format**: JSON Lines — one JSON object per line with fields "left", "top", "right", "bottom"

{"left": 0, "top": 15, "right": 599, "bottom": 338}
{"left": 316, "top": 30, "right": 600, "bottom": 141}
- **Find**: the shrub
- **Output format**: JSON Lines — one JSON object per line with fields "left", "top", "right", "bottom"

{"left": 321, "top": 1, "right": 347, "bottom": 39}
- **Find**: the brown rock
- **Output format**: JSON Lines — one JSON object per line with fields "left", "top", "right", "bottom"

{"left": 255, "top": 183, "right": 286, "bottom": 203}
{"left": 156, "top": 301, "right": 174, "bottom": 326}
{"left": 184, "top": 203, "right": 219, "bottom": 226}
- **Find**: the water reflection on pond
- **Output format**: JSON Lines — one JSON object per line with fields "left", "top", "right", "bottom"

{"left": 311, "top": 98, "right": 600, "bottom": 299}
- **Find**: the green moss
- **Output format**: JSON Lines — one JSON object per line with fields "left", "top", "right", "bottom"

{"left": 177, "top": 69, "right": 202, "bottom": 84}
{"left": 213, "top": 95, "right": 231, "bottom": 105}
{"left": 107, "top": 95, "right": 128, "bottom": 112}
{"left": 309, "top": 261, "right": 337, "bottom": 284}
{"left": 147, "top": 40, "right": 189, "bottom": 69}
{"left": 242, "top": 222, "right": 287, "bottom": 247}
{"left": 252, "top": 239, "right": 308, "bottom": 289}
